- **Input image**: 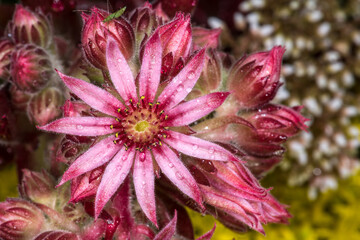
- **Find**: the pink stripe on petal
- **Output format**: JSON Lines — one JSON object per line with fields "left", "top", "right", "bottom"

{"left": 139, "top": 32, "right": 162, "bottom": 102}
{"left": 57, "top": 70, "right": 123, "bottom": 117}
{"left": 94, "top": 146, "right": 135, "bottom": 218}
{"left": 154, "top": 211, "right": 177, "bottom": 240}
{"left": 38, "top": 117, "right": 118, "bottom": 136}
{"left": 153, "top": 144, "right": 202, "bottom": 204}
{"left": 165, "top": 131, "right": 238, "bottom": 162}
{"left": 133, "top": 150, "right": 157, "bottom": 226}
{"left": 106, "top": 37, "right": 138, "bottom": 103}
{"left": 166, "top": 92, "right": 230, "bottom": 126}
{"left": 157, "top": 49, "right": 205, "bottom": 111}
{"left": 57, "top": 136, "right": 120, "bottom": 186}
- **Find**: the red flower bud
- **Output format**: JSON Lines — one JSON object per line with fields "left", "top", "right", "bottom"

{"left": 244, "top": 104, "right": 309, "bottom": 138}
{"left": 158, "top": 13, "right": 192, "bottom": 65}
{"left": 19, "top": 170, "right": 55, "bottom": 204}
{"left": 195, "top": 49, "right": 221, "bottom": 94}
{"left": 227, "top": 46, "right": 285, "bottom": 109}
{"left": 159, "top": 0, "right": 198, "bottom": 18}
{"left": 0, "top": 39, "right": 14, "bottom": 81}
{"left": 129, "top": 3, "right": 161, "bottom": 42}
{"left": 192, "top": 27, "right": 222, "bottom": 49}
{"left": 8, "top": 5, "right": 52, "bottom": 47}
{"left": 0, "top": 198, "right": 45, "bottom": 239}
{"left": 70, "top": 167, "right": 104, "bottom": 202}
{"left": 82, "top": 7, "right": 135, "bottom": 70}
{"left": 11, "top": 44, "right": 53, "bottom": 92}
{"left": 28, "top": 87, "right": 64, "bottom": 125}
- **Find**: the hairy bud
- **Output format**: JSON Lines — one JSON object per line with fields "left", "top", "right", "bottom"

{"left": 0, "top": 39, "right": 14, "bottom": 81}
{"left": 8, "top": 4, "right": 52, "bottom": 48}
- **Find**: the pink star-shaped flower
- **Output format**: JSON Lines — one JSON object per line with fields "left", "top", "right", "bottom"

{"left": 39, "top": 31, "right": 237, "bottom": 226}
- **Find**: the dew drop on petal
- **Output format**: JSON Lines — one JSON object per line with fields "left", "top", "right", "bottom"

{"left": 209, "top": 147, "right": 215, "bottom": 154}
{"left": 188, "top": 71, "right": 195, "bottom": 80}
{"left": 177, "top": 84, "right": 184, "bottom": 92}
{"left": 168, "top": 162, "right": 174, "bottom": 168}
{"left": 139, "top": 152, "right": 146, "bottom": 162}
{"left": 76, "top": 125, "right": 84, "bottom": 130}
{"left": 192, "top": 145, "right": 198, "bottom": 150}
{"left": 175, "top": 172, "right": 184, "bottom": 180}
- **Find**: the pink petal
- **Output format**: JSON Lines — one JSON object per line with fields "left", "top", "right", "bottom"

{"left": 153, "top": 144, "right": 202, "bottom": 204}
{"left": 57, "top": 70, "right": 123, "bottom": 117}
{"left": 196, "top": 224, "right": 216, "bottom": 240}
{"left": 166, "top": 92, "right": 230, "bottom": 126}
{"left": 94, "top": 146, "right": 135, "bottom": 218}
{"left": 138, "top": 32, "right": 162, "bottom": 102}
{"left": 37, "top": 117, "right": 118, "bottom": 136}
{"left": 133, "top": 150, "right": 157, "bottom": 226}
{"left": 106, "top": 37, "right": 138, "bottom": 103}
{"left": 165, "top": 131, "right": 238, "bottom": 162}
{"left": 153, "top": 211, "right": 177, "bottom": 240}
{"left": 157, "top": 49, "right": 205, "bottom": 111}
{"left": 57, "top": 136, "right": 119, "bottom": 186}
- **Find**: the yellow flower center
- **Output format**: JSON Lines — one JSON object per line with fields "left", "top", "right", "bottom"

{"left": 134, "top": 120, "right": 150, "bottom": 132}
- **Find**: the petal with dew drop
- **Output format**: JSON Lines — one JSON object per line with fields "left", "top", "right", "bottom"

{"left": 165, "top": 131, "right": 239, "bottom": 162}
{"left": 106, "top": 37, "right": 138, "bottom": 103}
{"left": 165, "top": 92, "right": 230, "bottom": 126}
{"left": 153, "top": 144, "right": 202, "bottom": 205}
{"left": 133, "top": 150, "right": 157, "bottom": 226}
{"left": 57, "top": 136, "right": 120, "bottom": 186}
{"left": 157, "top": 49, "right": 205, "bottom": 111}
{"left": 139, "top": 32, "right": 162, "bottom": 103}
{"left": 57, "top": 70, "right": 123, "bottom": 117}
{"left": 94, "top": 146, "right": 135, "bottom": 218}
{"left": 38, "top": 117, "right": 119, "bottom": 136}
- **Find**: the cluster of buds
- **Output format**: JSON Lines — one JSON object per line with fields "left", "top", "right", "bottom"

{"left": 0, "top": 4, "right": 65, "bottom": 128}
{"left": 229, "top": 0, "right": 360, "bottom": 198}
{"left": 0, "top": 0, "right": 309, "bottom": 239}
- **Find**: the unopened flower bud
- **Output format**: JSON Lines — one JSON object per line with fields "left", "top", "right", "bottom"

{"left": 70, "top": 167, "right": 104, "bottom": 202}
{"left": 9, "top": 4, "right": 52, "bottom": 47}
{"left": 82, "top": 7, "right": 135, "bottom": 70}
{"left": 28, "top": 87, "right": 63, "bottom": 125}
{"left": 158, "top": 13, "right": 192, "bottom": 65}
{"left": 244, "top": 104, "right": 309, "bottom": 138}
{"left": 192, "top": 27, "right": 222, "bottom": 49}
{"left": 227, "top": 46, "right": 285, "bottom": 109}
{"left": 195, "top": 49, "right": 221, "bottom": 94}
{"left": 0, "top": 39, "right": 14, "bottom": 81}
{"left": 129, "top": 3, "right": 160, "bottom": 42}
{"left": 11, "top": 44, "right": 53, "bottom": 92}
{"left": 20, "top": 170, "right": 55, "bottom": 205}
{"left": 0, "top": 198, "right": 45, "bottom": 239}
{"left": 159, "top": 0, "right": 198, "bottom": 17}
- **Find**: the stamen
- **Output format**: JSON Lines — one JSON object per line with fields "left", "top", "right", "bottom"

{"left": 113, "top": 140, "right": 117, "bottom": 144}
{"left": 110, "top": 125, "right": 114, "bottom": 129}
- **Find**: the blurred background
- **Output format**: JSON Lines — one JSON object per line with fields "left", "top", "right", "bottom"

{"left": 1, "top": 0, "right": 360, "bottom": 239}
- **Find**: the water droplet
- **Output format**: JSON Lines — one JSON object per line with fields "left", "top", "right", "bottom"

{"left": 142, "top": 181, "right": 146, "bottom": 185}
{"left": 168, "top": 162, "right": 174, "bottom": 168}
{"left": 209, "top": 147, "right": 215, "bottom": 154}
{"left": 121, "top": 156, "right": 127, "bottom": 161}
{"left": 175, "top": 172, "right": 184, "bottom": 180}
{"left": 188, "top": 71, "right": 196, "bottom": 80}
{"left": 139, "top": 152, "right": 146, "bottom": 162}
{"left": 177, "top": 84, "right": 184, "bottom": 92}
{"left": 76, "top": 125, "right": 84, "bottom": 130}
{"left": 192, "top": 145, "right": 198, "bottom": 150}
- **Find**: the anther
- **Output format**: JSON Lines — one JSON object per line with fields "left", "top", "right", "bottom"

{"left": 115, "top": 118, "right": 120, "bottom": 122}
{"left": 159, "top": 110, "right": 164, "bottom": 116}
{"left": 110, "top": 125, "right": 114, "bottom": 129}
{"left": 164, "top": 115, "right": 168, "bottom": 120}
{"left": 113, "top": 140, "right": 117, "bottom": 144}
{"left": 117, "top": 108, "right": 122, "bottom": 113}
